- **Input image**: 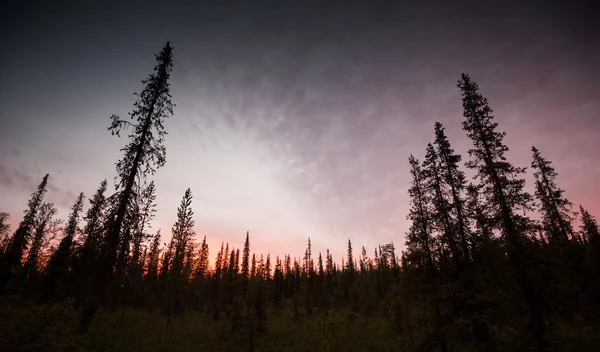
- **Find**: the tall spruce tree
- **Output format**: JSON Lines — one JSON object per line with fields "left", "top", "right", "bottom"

{"left": 242, "top": 231, "right": 250, "bottom": 284}
{"left": 531, "top": 146, "right": 574, "bottom": 245}
{"left": 74, "top": 179, "right": 107, "bottom": 302}
{"left": 405, "top": 155, "right": 450, "bottom": 350}
{"left": 458, "top": 73, "right": 548, "bottom": 350}
{"left": 405, "top": 155, "right": 436, "bottom": 272}
{"left": 45, "top": 192, "right": 85, "bottom": 300}
{"left": 145, "top": 230, "right": 162, "bottom": 292}
{"left": 0, "top": 211, "right": 10, "bottom": 254}
{"left": 19, "top": 202, "right": 59, "bottom": 294}
{"left": 166, "top": 188, "right": 195, "bottom": 322}
{"left": 423, "top": 142, "right": 461, "bottom": 268}
{"left": 0, "top": 174, "right": 49, "bottom": 290}
{"left": 433, "top": 122, "right": 471, "bottom": 261}
{"left": 579, "top": 206, "right": 600, "bottom": 245}
{"left": 79, "top": 42, "right": 174, "bottom": 333}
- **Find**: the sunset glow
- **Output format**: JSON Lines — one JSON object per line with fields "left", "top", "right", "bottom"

{"left": 1, "top": 2, "right": 598, "bottom": 263}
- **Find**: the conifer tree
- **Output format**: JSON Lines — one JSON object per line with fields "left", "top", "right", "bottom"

{"left": 304, "top": 238, "right": 313, "bottom": 276}
{"left": 458, "top": 73, "right": 547, "bottom": 350}
{"left": 79, "top": 42, "right": 174, "bottom": 333}
{"left": 158, "top": 238, "right": 174, "bottom": 296}
{"left": 166, "top": 188, "right": 195, "bottom": 320}
{"left": 579, "top": 206, "right": 600, "bottom": 245}
{"left": 0, "top": 174, "right": 49, "bottom": 290}
{"left": 265, "top": 254, "right": 271, "bottom": 280}
{"left": 45, "top": 192, "right": 85, "bottom": 300}
{"left": 404, "top": 154, "right": 449, "bottom": 350}
{"left": 531, "top": 146, "right": 574, "bottom": 245}
{"left": 251, "top": 254, "right": 257, "bottom": 280}
{"left": 19, "top": 202, "right": 59, "bottom": 294}
{"left": 195, "top": 235, "right": 209, "bottom": 279}
{"left": 318, "top": 252, "right": 324, "bottom": 276}
{"left": 433, "top": 122, "right": 471, "bottom": 261}
{"left": 242, "top": 231, "right": 250, "bottom": 284}
{"left": 145, "top": 230, "right": 162, "bottom": 290}
{"left": 191, "top": 235, "right": 209, "bottom": 311}
{"left": 80, "top": 180, "right": 108, "bottom": 258}
{"left": 423, "top": 143, "right": 461, "bottom": 267}
{"left": 127, "top": 182, "right": 157, "bottom": 298}
{"left": 0, "top": 211, "right": 10, "bottom": 254}
{"left": 405, "top": 156, "right": 435, "bottom": 271}
{"left": 74, "top": 180, "right": 107, "bottom": 303}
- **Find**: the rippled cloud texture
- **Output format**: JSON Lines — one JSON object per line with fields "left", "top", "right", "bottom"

{"left": 1, "top": 1, "right": 598, "bottom": 260}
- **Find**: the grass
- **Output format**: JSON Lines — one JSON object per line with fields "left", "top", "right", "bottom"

{"left": 85, "top": 307, "right": 404, "bottom": 352}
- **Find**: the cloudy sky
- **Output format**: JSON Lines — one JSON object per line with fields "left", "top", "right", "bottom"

{"left": 1, "top": 1, "right": 598, "bottom": 261}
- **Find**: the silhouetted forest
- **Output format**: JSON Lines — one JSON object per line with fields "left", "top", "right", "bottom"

{"left": 1, "top": 42, "right": 599, "bottom": 352}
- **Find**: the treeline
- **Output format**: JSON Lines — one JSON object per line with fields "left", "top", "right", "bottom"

{"left": 0, "top": 42, "right": 599, "bottom": 351}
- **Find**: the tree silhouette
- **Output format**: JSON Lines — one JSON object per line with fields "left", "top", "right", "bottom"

{"left": 531, "top": 146, "right": 575, "bottom": 246}
{"left": 19, "top": 202, "right": 59, "bottom": 295}
{"left": 165, "top": 188, "right": 195, "bottom": 323}
{"left": 0, "top": 174, "right": 49, "bottom": 291}
{"left": 0, "top": 211, "right": 10, "bottom": 254}
{"left": 459, "top": 73, "right": 548, "bottom": 350}
{"left": 45, "top": 192, "right": 85, "bottom": 300}
{"left": 79, "top": 42, "right": 174, "bottom": 334}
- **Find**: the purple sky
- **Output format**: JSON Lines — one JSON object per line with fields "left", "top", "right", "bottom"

{"left": 1, "top": 1, "right": 598, "bottom": 262}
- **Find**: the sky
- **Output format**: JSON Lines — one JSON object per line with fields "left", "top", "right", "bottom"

{"left": 0, "top": 1, "right": 598, "bottom": 262}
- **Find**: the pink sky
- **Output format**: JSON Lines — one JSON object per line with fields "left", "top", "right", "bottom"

{"left": 0, "top": 1, "right": 598, "bottom": 263}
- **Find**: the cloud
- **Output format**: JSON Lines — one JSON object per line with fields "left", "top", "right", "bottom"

{"left": 1, "top": 0, "right": 598, "bottom": 260}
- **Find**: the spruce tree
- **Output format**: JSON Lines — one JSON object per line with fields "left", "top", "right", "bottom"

{"left": 45, "top": 192, "right": 85, "bottom": 300}
{"left": 405, "top": 154, "right": 449, "bottom": 351}
{"left": 423, "top": 142, "right": 461, "bottom": 268}
{"left": 166, "top": 188, "right": 195, "bottom": 321}
{"left": 0, "top": 211, "right": 10, "bottom": 254}
{"left": 79, "top": 42, "right": 174, "bottom": 333}
{"left": 74, "top": 179, "right": 107, "bottom": 303}
{"left": 19, "top": 202, "right": 59, "bottom": 294}
{"left": 458, "top": 73, "right": 548, "bottom": 350}
{"left": 580, "top": 206, "right": 600, "bottom": 245}
{"left": 405, "top": 155, "right": 435, "bottom": 271}
{"left": 531, "top": 146, "right": 574, "bottom": 245}
{"left": 242, "top": 231, "right": 250, "bottom": 284}
{"left": 128, "top": 182, "right": 157, "bottom": 293}
{"left": 0, "top": 174, "right": 49, "bottom": 290}
{"left": 433, "top": 122, "right": 470, "bottom": 261}
{"left": 251, "top": 254, "right": 257, "bottom": 281}
{"left": 145, "top": 230, "right": 162, "bottom": 292}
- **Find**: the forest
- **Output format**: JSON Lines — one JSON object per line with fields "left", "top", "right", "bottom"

{"left": 1, "top": 42, "right": 599, "bottom": 352}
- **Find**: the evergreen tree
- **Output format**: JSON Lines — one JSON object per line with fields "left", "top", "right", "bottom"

{"left": 423, "top": 142, "right": 461, "bottom": 268}
{"left": 166, "top": 188, "right": 195, "bottom": 321}
{"left": 0, "top": 211, "right": 10, "bottom": 254}
{"left": 0, "top": 174, "right": 49, "bottom": 290}
{"left": 79, "top": 42, "right": 174, "bottom": 334}
{"left": 45, "top": 192, "right": 85, "bottom": 300}
{"left": 433, "top": 122, "right": 471, "bottom": 261}
{"left": 19, "top": 202, "right": 59, "bottom": 294}
{"left": 242, "top": 231, "right": 250, "bottom": 284}
{"left": 405, "top": 156, "right": 436, "bottom": 272}
{"left": 580, "top": 206, "right": 600, "bottom": 245}
{"left": 74, "top": 180, "right": 107, "bottom": 303}
{"left": 404, "top": 154, "right": 449, "bottom": 350}
{"left": 145, "top": 230, "right": 162, "bottom": 291}
{"left": 531, "top": 146, "right": 574, "bottom": 245}
{"left": 459, "top": 73, "right": 547, "bottom": 350}
{"left": 251, "top": 254, "right": 257, "bottom": 281}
